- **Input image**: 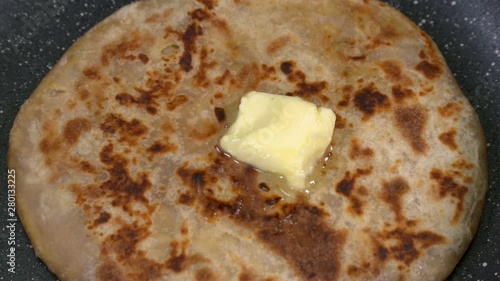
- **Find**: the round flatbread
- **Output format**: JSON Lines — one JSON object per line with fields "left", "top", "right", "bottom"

{"left": 8, "top": 0, "right": 487, "bottom": 280}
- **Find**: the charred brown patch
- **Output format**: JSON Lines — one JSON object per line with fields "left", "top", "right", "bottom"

{"left": 391, "top": 86, "right": 416, "bottom": 103}
{"left": 394, "top": 106, "right": 428, "bottom": 154}
{"left": 258, "top": 183, "right": 270, "bottom": 192}
{"left": 138, "top": 53, "right": 149, "bottom": 64}
{"left": 336, "top": 169, "right": 371, "bottom": 216}
{"left": 147, "top": 141, "right": 178, "bottom": 161}
{"left": 415, "top": 60, "right": 443, "bottom": 80}
{"left": 437, "top": 102, "right": 463, "bottom": 118}
{"left": 79, "top": 160, "right": 97, "bottom": 174}
{"left": 100, "top": 114, "right": 149, "bottom": 146}
{"left": 178, "top": 193, "right": 195, "bottom": 206}
{"left": 353, "top": 85, "right": 390, "bottom": 120}
{"left": 63, "top": 118, "right": 91, "bottom": 145}
{"left": 439, "top": 128, "right": 458, "bottom": 150}
{"left": 279, "top": 60, "right": 328, "bottom": 99}
{"left": 349, "top": 139, "right": 374, "bottom": 160}
{"left": 166, "top": 95, "right": 189, "bottom": 111}
{"left": 266, "top": 36, "right": 291, "bottom": 55}
{"left": 193, "top": 47, "right": 217, "bottom": 88}
{"left": 116, "top": 90, "right": 159, "bottom": 115}
{"left": 93, "top": 212, "right": 111, "bottom": 226}
{"left": 179, "top": 23, "right": 203, "bottom": 72}
{"left": 214, "top": 107, "right": 226, "bottom": 122}
{"left": 176, "top": 154, "right": 347, "bottom": 281}
{"left": 375, "top": 227, "right": 446, "bottom": 266}
{"left": 430, "top": 168, "right": 468, "bottom": 224}
{"left": 380, "top": 178, "right": 410, "bottom": 221}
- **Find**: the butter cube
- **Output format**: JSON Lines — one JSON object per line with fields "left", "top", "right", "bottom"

{"left": 220, "top": 91, "right": 336, "bottom": 190}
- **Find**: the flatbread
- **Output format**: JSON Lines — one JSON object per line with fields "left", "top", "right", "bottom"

{"left": 8, "top": 0, "right": 487, "bottom": 280}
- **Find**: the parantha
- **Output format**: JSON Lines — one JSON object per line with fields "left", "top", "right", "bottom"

{"left": 8, "top": 0, "right": 487, "bottom": 280}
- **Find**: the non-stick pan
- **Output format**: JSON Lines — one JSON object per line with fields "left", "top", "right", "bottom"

{"left": 0, "top": 0, "right": 498, "bottom": 280}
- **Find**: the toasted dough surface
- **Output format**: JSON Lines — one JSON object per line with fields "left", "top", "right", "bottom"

{"left": 8, "top": 0, "right": 487, "bottom": 280}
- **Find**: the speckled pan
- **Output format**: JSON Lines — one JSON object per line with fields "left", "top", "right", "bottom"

{"left": 0, "top": 0, "right": 498, "bottom": 280}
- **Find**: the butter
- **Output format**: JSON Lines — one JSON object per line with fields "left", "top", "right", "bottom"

{"left": 220, "top": 91, "right": 336, "bottom": 190}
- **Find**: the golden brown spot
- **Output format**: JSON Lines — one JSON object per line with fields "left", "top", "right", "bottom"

{"left": 347, "top": 262, "right": 371, "bottom": 278}
{"left": 238, "top": 268, "right": 255, "bottom": 281}
{"left": 430, "top": 169, "right": 468, "bottom": 224}
{"left": 145, "top": 9, "right": 173, "bottom": 23}
{"left": 266, "top": 36, "right": 290, "bottom": 55}
{"left": 189, "top": 122, "right": 218, "bottom": 140}
{"left": 394, "top": 106, "right": 428, "bottom": 154}
{"left": 391, "top": 86, "right": 416, "bottom": 103}
{"left": 335, "top": 114, "right": 347, "bottom": 130}
{"left": 349, "top": 139, "right": 374, "bottom": 160}
{"left": 63, "top": 118, "right": 91, "bottom": 145}
{"left": 166, "top": 95, "right": 189, "bottom": 111}
{"left": 380, "top": 178, "right": 410, "bottom": 221}
{"left": 196, "top": 267, "right": 216, "bottom": 281}
{"left": 215, "top": 69, "right": 232, "bottom": 85}
{"left": 379, "top": 61, "right": 403, "bottom": 82}
{"left": 452, "top": 159, "right": 474, "bottom": 170}
{"left": 83, "top": 67, "right": 101, "bottom": 80}
{"left": 348, "top": 55, "right": 366, "bottom": 61}
{"left": 337, "top": 93, "right": 350, "bottom": 108}
{"left": 112, "top": 76, "right": 121, "bottom": 84}
{"left": 189, "top": 8, "right": 211, "bottom": 21}
{"left": 438, "top": 102, "right": 463, "bottom": 118}
{"left": 116, "top": 91, "right": 159, "bottom": 115}
{"left": 101, "top": 34, "right": 142, "bottom": 66}
{"left": 439, "top": 128, "right": 458, "bottom": 150}
{"left": 419, "top": 85, "right": 434, "bottom": 96}
{"left": 353, "top": 85, "right": 390, "bottom": 120}
{"left": 78, "top": 89, "right": 90, "bottom": 101}
{"left": 196, "top": 0, "right": 217, "bottom": 9}
{"left": 193, "top": 47, "right": 217, "bottom": 88}
{"left": 415, "top": 60, "right": 442, "bottom": 80}
{"left": 96, "top": 261, "right": 124, "bottom": 281}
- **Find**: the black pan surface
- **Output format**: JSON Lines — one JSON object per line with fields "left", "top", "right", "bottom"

{"left": 0, "top": 0, "right": 498, "bottom": 280}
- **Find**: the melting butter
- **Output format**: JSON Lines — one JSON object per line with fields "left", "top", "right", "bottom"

{"left": 220, "top": 91, "right": 336, "bottom": 190}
